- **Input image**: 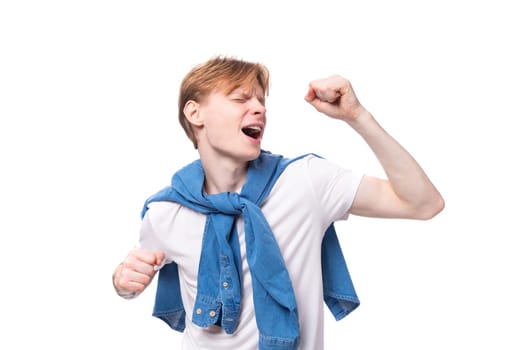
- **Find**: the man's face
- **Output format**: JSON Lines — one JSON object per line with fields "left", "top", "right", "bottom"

{"left": 196, "top": 83, "right": 266, "bottom": 163}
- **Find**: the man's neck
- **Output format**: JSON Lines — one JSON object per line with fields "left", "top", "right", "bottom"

{"left": 199, "top": 152, "right": 248, "bottom": 195}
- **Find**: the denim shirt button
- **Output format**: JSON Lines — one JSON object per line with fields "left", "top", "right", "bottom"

{"left": 222, "top": 282, "right": 229, "bottom": 288}
{"left": 209, "top": 310, "right": 216, "bottom": 317}
{"left": 196, "top": 308, "right": 202, "bottom": 315}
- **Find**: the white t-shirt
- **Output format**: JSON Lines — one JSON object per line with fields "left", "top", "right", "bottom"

{"left": 139, "top": 155, "right": 363, "bottom": 350}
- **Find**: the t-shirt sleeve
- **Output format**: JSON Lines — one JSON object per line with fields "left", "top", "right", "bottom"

{"left": 138, "top": 202, "right": 176, "bottom": 267}
{"left": 304, "top": 155, "right": 364, "bottom": 225}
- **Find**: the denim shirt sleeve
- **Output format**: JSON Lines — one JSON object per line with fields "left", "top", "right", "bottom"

{"left": 322, "top": 224, "right": 360, "bottom": 320}
{"left": 152, "top": 262, "right": 186, "bottom": 332}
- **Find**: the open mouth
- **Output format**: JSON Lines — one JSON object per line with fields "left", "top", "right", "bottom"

{"left": 242, "top": 126, "right": 262, "bottom": 139}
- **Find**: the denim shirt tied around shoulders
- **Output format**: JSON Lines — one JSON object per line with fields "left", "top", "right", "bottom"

{"left": 141, "top": 151, "right": 360, "bottom": 350}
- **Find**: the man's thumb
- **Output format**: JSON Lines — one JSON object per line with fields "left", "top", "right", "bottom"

{"left": 154, "top": 251, "right": 165, "bottom": 266}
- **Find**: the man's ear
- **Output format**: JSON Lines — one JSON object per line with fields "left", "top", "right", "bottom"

{"left": 183, "top": 100, "right": 204, "bottom": 127}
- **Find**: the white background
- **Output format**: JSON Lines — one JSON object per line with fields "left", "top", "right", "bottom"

{"left": 1, "top": 1, "right": 524, "bottom": 349}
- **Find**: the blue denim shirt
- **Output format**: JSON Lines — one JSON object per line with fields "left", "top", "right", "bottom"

{"left": 141, "top": 151, "right": 360, "bottom": 350}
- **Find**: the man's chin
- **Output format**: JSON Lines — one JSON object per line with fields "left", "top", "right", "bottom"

{"left": 243, "top": 148, "right": 262, "bottom": 162}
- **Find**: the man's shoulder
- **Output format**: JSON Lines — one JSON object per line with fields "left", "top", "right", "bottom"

{"left": 272, "top": 154, "right": 324, "bottom": 186}
{"left": 144, "top": 200, "right": 205, "bottom": 226}
{"left": 280, "top": 153, "right": 326, "bottom": 173}
{"left": 144, "top": 200, "right": 183, "bottom": 219}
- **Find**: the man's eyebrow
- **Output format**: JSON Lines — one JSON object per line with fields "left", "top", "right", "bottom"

{"left": 227, "top": 86, "right": 264, "bottom": 99}
{"left": 227, "top": 87, "right": 245, "bottom": 95}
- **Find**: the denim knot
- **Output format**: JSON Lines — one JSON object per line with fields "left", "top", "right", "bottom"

{"left": 207, "top": 192, "right": 245, "bottom": 215}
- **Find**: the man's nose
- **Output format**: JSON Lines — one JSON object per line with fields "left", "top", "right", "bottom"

{"left": 250, "top": 97, "right": 266, "bottom": 115}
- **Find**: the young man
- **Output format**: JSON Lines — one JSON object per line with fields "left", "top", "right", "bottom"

{"left": 112, "top": 56, "right": 444, "bottom": 350}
